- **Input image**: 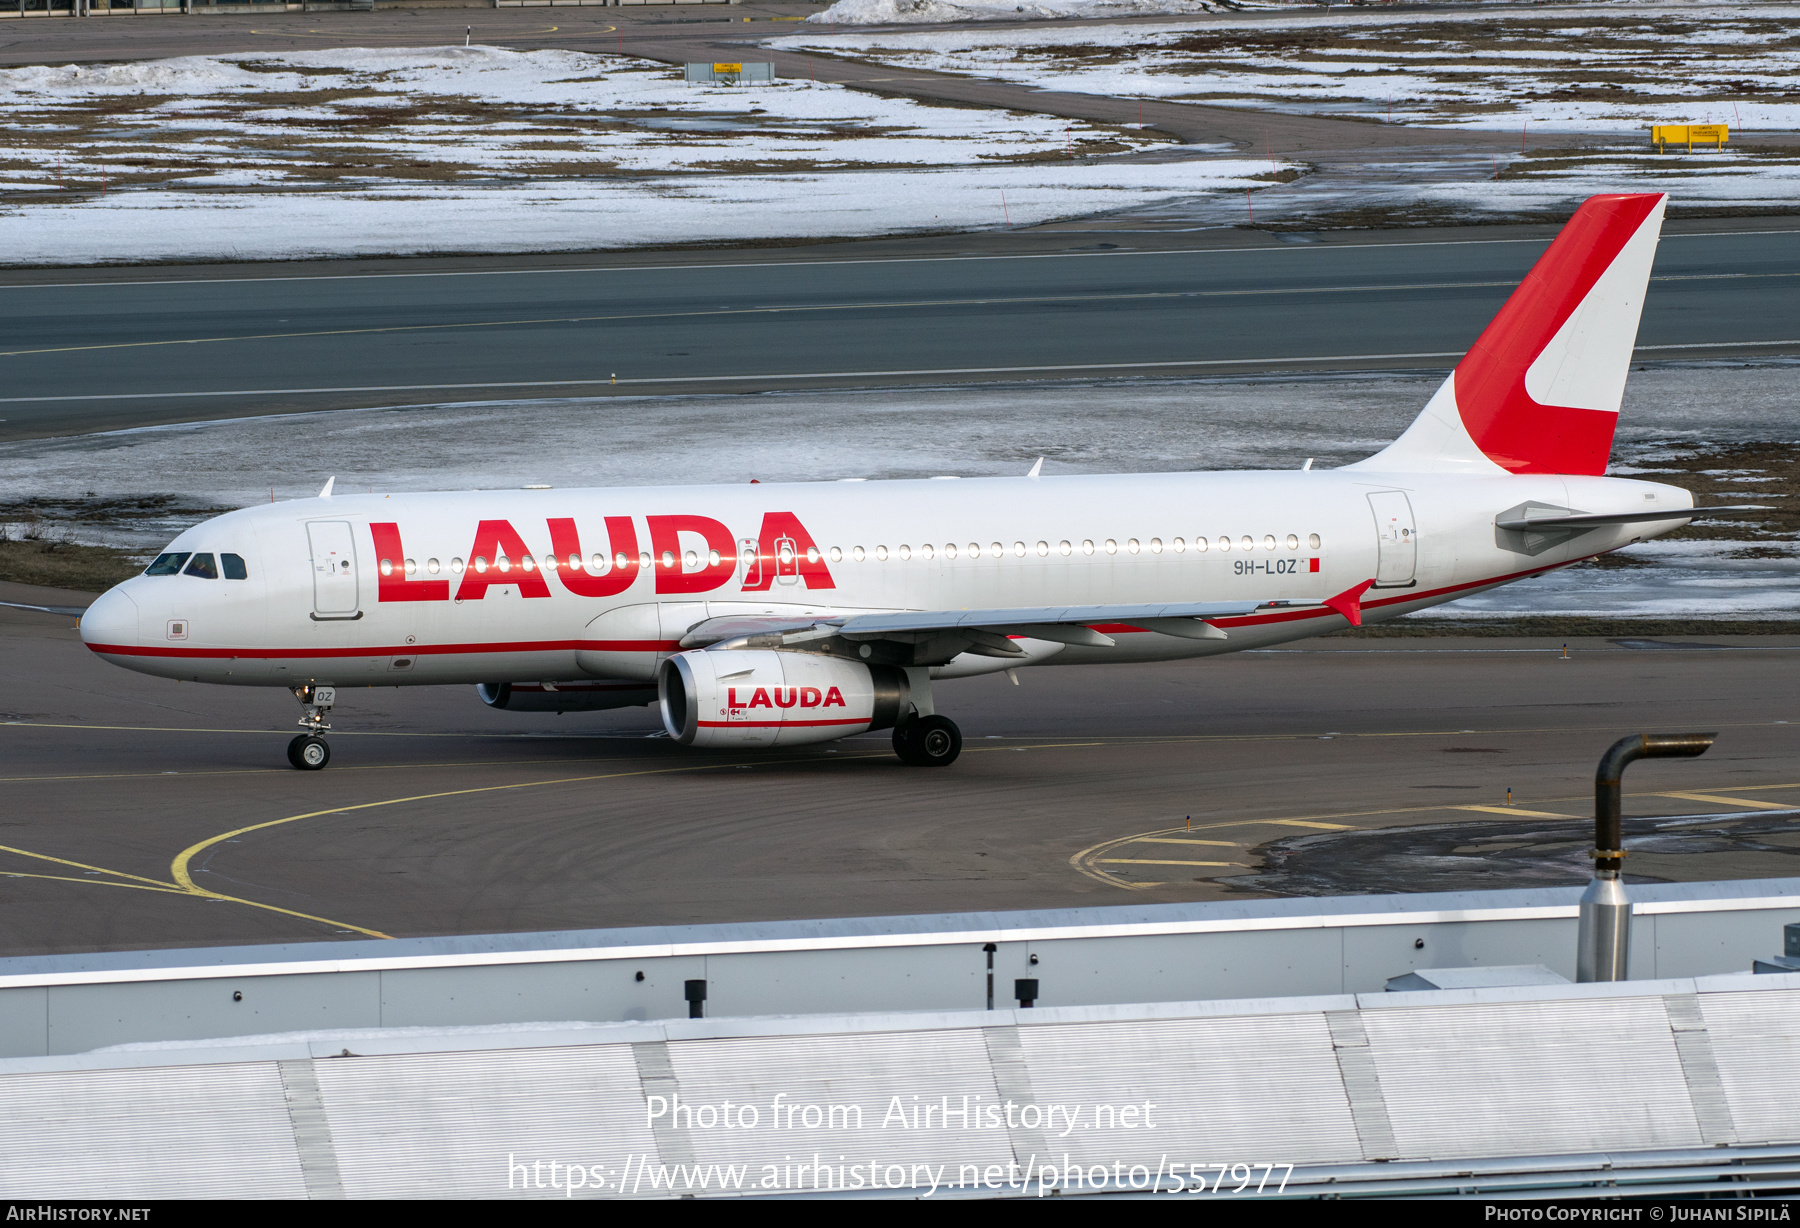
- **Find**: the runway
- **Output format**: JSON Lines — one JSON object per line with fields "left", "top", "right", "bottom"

{"left": 4, "top": 587, "right": 1797, "bottom": 959}
{"left": 2, "top": 222, "right": 1797, "bottom": 440}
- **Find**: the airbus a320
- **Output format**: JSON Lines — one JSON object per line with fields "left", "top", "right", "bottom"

{"left": 79, "top": 194, "right": 1745, "bottom": 770}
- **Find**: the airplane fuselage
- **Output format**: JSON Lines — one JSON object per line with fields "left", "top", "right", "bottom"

{"left": 79, "top": 467, "right": 1694, "bottom": 690}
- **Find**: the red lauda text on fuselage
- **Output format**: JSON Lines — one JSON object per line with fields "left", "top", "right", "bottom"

{"left": 371, "top": 512, "right": 836, "bottom": 602}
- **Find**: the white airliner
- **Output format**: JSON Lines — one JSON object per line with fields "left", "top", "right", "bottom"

{"left": 79, "top": 193, "right": 1746, "bottom": 770}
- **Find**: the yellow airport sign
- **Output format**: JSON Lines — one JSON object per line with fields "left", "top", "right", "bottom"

{"left": 713, "top": 62, "right": 744, "bottom": 74}
{"left": 1652, "top": 124, "right": 1728, "bottom": 151}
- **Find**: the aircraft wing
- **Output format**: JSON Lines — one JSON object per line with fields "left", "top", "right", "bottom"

{"left": 835, "top": 599, "right": 1318, "bottom": 647}
{"left": 678, "top": 598, "right": 1322, "bottom": 655}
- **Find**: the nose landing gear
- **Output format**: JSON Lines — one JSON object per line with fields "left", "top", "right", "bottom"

{"left": 288, "top": 684, "right": 336, "bottom": 771}
{"left": 288, "top": 734, "right": 330, "bottom": 770}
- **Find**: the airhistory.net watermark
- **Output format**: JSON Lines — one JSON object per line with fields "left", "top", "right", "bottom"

{"left": 647, "top": 1093, "right": 1160, "bottom": 1136}
{"left": 507, "top": 1154, "right": 1293, "bottom": 1197}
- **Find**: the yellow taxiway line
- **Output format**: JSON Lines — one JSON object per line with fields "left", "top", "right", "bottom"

{"left": 1071, "top": 781, "right": 1800, "bottom": 891}
{"left": 3, "top": 751, "right": 881, "bottom": 944}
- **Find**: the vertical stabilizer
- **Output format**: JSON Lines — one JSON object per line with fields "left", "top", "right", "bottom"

{"left": 1347, "top": 193, "right": 1666, "bottom": 476}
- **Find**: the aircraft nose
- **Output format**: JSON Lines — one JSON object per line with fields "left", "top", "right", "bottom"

{"left": 80, "top": 586, "right": 139, "bottom": 651}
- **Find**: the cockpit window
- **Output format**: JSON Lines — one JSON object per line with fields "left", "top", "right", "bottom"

{"left": 222, "top": 553, "right": 248, "bottom": 580}
{"left": 183, "top": 553, "right": 219, "bottom": 579}
{"left": 145, "top": 552, "right": 191, "bottom": 576}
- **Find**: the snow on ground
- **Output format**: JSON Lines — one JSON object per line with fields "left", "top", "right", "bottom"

{"left": 808, "top": 0, "right": 1226, "bottom": 25}
{"left": 780, "top": 3, "right": 1800, "bottom": 221}
{"left": 0, "top": 45, "right": 1281, "bottom": 264}
{"left": 0, "top": 161, "right": 1269, "bottom": 265}
{"left": 4, "top": 364, "right": 1792, "bottom": 620}
{"left": 1078, "top": 148, "right": 1800, "bottom": 231}
{"left": 779, "top": 4, "right": 1800, "bottom": 133}
{"left": 0, "top": 46, "right": 1168, "bottom": 188}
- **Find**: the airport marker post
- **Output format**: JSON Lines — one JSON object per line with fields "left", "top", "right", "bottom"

{"left": 1578, "top": 732, "right": 1716, "bottom": 981}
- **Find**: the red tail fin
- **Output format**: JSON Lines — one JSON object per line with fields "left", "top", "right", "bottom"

{"left": 1350, "top": 193, "right": 1666, "bottom": 477}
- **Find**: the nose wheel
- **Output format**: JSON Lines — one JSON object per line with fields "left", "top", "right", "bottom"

{"left": 893, "top": 714, "right": 962, "bottom": 767}
{"left": 288, "top": 684, "right": 336, "bottom": 771}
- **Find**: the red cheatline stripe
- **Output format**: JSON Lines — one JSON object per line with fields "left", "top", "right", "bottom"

{"left": 696, "top": 718, "right": 871, "bottom": 728}
{"left": 81, "top": 553, "right": 1601, "bottom": 662}
{"left": 1211, "top": 554, "right": 1593, "bottom": 629}
{"left": 83, "top": 637, "right": 682, "bottom": 660}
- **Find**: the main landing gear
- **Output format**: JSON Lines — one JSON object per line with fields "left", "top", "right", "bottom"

{"left": 287, "top": 684, "right": 336, "bottom": 771}
{"left": 893, "top": 714, "right": 962, "bottom": 767}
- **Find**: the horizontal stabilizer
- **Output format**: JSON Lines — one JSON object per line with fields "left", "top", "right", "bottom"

{"left": 1495, "top": 506, "right": 1769, "bottom": 532}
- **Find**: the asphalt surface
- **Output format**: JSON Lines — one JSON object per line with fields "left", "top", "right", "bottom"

{"left": 3, "top": 223, "right": 1797, "bottom": 440}
{"left": 4, "top": 585, "right": 1798, "bottom": 958}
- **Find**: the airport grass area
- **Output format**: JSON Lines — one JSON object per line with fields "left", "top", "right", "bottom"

{"left": 0, "top": 538, "right": 140, "bottom": 591}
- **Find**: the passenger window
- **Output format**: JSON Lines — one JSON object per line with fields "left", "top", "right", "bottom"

{"left": 222, "top": 553, "right": 248, "bottom": 580}
{"left": 183, "top": 553, "right": 219, "bottom": 579}
{"left": 145, "top": 552, "right": 190, "bottom": 576}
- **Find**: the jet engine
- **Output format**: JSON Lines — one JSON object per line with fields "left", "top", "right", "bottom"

{"left": 659, "top": 649, "right": 909, "bottom": 747}
{"left": 477, "top": 680, "right": 657, "bottom": 714}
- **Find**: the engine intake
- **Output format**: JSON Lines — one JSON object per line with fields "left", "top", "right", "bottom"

{"left": 659, "top": 649, "right": 908, "bottom": 747}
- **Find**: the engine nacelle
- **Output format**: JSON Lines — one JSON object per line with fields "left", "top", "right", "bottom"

{"left": 477, "top": 681, "right": 657, "bottom": 713}
{"left": 659, "top": 649, "right": 908, "bottom": 747}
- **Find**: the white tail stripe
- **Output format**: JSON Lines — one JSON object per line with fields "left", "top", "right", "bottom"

{"left": 1523, "top": 198, "right": 1666, "bottom": 416}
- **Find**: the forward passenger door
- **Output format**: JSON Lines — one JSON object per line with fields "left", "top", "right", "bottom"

{"left": 307, "top": 521, "right": 361, "bottom": 619}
